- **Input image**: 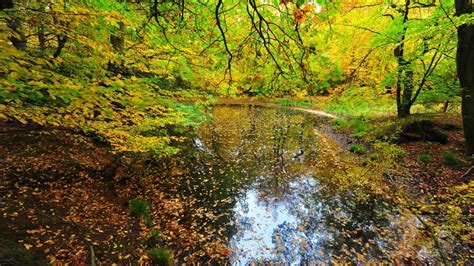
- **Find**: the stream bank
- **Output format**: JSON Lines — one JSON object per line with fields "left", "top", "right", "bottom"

{"left": 0, "top": 104, "right": 472, "bottom": 264}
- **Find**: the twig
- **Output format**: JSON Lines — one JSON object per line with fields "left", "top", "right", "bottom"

{"left": 440, "top": 0, "right": 457, "bottom": 29}
{"left": 90, "top": 246, "right": 97, "bottom": 266}
{"left": 460, "top": 166, "right": 474, "bottom": 179}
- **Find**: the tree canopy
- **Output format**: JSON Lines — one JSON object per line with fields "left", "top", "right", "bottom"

{"left": 2, "top": 0, "right": 471, "bottom": 155}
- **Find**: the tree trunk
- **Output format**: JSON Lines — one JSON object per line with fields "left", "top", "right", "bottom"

{"left": 7, "top": 18, "right": 27, "bottom": 51}
{"left": 0, "top": 0, "right": 13, "bottom": 10}
{"left": 395, "top": 0, "right": 413, "bottom": 118}
{"left": 108, "top": 22, "right": 127, "bottom": 75}
{"left": 53, "top": 35, "right": 68, "bottom": 58}
{"left": 3, "top": 1, "right": 27, "bottom": 51}
{"left": 38, "top": 24, "right": 46, "bottom": 50}
{"left": 443, "top": 100, "right": 449, "bottom": 113}
{"left": 455, "top": 0, "right": 474, "bottom": 156}
{"left": 397, "top": 102, "right": 412, "bottom": 118}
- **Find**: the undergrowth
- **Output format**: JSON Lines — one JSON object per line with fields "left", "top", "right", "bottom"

{"left": 348, "top": 144, "right": 365, "bottom": 154}
{"left": 325, "top": 87, "right": 395, "bottom": 117}
{"left": 419, "top": 153, "right": 433, "bottom": 164}
{"left": 149, "top": 247, "right": 173, "bottom": 265}
{"left": 442, "top": 151, "right": 461, "bottom": 167}
{"left": 331, "top": 117, "right": 372, "bottom": 138}
{"left": 130, "top": 198, "right": 153, "bottom": 227}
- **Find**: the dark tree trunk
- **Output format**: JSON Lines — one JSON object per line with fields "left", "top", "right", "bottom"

{"left": 443, "top": 100, "right": 449, "bottom": 113}
{"left": 38, "top": 24, "right": 46, "bottom": 50}
{"left": 53, "top": 35, "right": 68, "bottom": 58}
{"left": 397, "top": 63, "right": 414, "bottom": 118}
{"left": 3, "top": 1, "right": 27, "bottom": 51}
{"left": 108, "top": 22, "right": 129, "bottom": 75}
{"left": 395, "top": 0, "right": 414, "bottom": 118}
{"left": 110, "top": 22, "right": 125, "bottom": 52}
{"left": 397, "top": 102, "right": 412, "bottom": 118}
{"left": 455, "top": 0, "right": 474, "bottom": 156}
{"left": 0, "top": 0, "right": 14, "bottom": 10}
{"left": 7, "top": 18, "right": 27, "bottom": 51}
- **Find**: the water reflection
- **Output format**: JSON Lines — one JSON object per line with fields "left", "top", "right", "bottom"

{"left": 230, "top": 176, "right": 327, "bottom": 264}
{"left": 162, "top": 105, "right": 420, "bottom": 263}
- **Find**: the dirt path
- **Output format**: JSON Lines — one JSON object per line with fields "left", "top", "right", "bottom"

{"left": 215, "top": 98, "right": 338, "bottom": 119}
{"left": 292, "top": 107, "right": 338, "bottom": 118}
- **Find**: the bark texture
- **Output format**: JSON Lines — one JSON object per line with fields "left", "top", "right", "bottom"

{"left": 455, "top": 0, "right": 474, "bottom": 156}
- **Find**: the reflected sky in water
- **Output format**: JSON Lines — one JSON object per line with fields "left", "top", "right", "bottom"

{"left": 162, "top": 105, "right": 431, "bottom": 264}
{"left": 230, "top": 175, "right": 328, "bottom": 264}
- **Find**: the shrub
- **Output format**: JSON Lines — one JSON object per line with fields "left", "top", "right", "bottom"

{"left": 442, "top": 151, "right": 461, "bottom": 167}
{"left": 149, "top": 247, "right": 172, "bottom": 265}
{"left": 419, "top": 153, "right": 433, "bottom": 164}
{"left": 130, "top": 199, "right": 154, "bottom": 227}
{"left": 368, "top": 152, "right": 379, "bottom": 161}
{"left": 349, "top": 144, "right": 365, "bottom": 155}
{"left": 325, "top": 87, "right": 396, "bottom": 117}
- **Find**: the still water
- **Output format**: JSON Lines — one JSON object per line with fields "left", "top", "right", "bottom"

{"left": 160, "top": 105, "right": 427, "bottom": 264}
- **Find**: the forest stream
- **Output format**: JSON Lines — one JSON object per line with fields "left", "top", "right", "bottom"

{"left": 156, "top": 105, "right": 434, "bottom": 264}
{"left": 1, "top": 0, "right": 472, "bottom": 263}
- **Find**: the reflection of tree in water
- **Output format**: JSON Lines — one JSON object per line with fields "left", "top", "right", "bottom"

{"left": 191, "top": 107, "right": 317, "bottom": 199}
{"left": 158, "top": 105, "right": 409, "bottom": 263}
{"left": 248, "top": 179, "right": 404, "bottom": 263}
{"left": 299, "top": 184, "right": 403, "bottom": 263}
{"left": 168, "top": 106, "right": 326, "bottom": 260}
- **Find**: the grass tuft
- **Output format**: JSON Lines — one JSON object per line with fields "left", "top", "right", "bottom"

{"left": 419, "top": 153, "right": 433, "bottom": 164}
{"left": 348, "top": 144, "right": 365, "bottom": 155}
{"left": 149, "top": 247, "right": 172, "bottom": 265}
{"left": 130, "top": 199, "right": 149, "bottom": 218}
{"left": 442, "top": 151, "right": 461, "bottom": 167}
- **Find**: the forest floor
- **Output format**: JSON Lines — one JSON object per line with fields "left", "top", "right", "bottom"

{"left": 0, "top": 121, "right": 147, "bottom": 264}
{"left": 0, "top": 103, "right": 472, "bottom": 264}
{"left": 377, "top": 114, "right": 472, "bottom": 196}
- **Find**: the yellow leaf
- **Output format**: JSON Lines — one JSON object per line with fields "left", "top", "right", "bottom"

{"left": 9, "top": 72, "right": 19, "bottom": 80}
{"left": 139, "top": 254, "right": 149, "bottom": 265}
{"left": 24, "top": 243, "right": 33, "bottom": 250}
{"left": 15, "top": 116, "right": 27, "bottom": 124}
